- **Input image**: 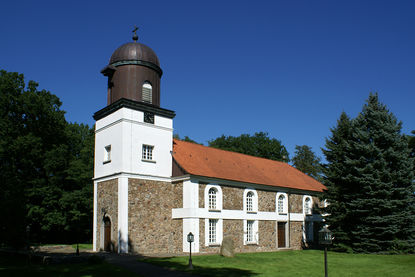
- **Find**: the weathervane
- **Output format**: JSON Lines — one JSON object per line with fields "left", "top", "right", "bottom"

{"left": 132, "top": 26, "right": 139, "bottom": 42}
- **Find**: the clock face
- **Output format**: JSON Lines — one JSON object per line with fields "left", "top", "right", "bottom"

{"left": 144, "top": 112, "right": 154, "bottom": 124}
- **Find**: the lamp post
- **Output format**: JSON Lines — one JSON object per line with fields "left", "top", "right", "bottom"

{"left": 187, "top": 232, "right": 194, "bottom": 270}
{"left": 319, "top": 226, "right": 332, "bottom": 277}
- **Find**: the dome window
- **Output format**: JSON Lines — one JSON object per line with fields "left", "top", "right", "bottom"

{"left": 142, "top": 82, "right": 152, "bottom": 104}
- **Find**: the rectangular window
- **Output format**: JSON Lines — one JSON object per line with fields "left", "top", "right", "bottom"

{"left": 104, "top": 145, "right": 111, "bottom": 163}
{"left": 209, "top": 219, "right": 218, "bottom": 244}
{"left": 246, "top": 220, "right": 254, "bottom": 243}
{"left": 142, "top": 145, "right": 154, "bottom": 161}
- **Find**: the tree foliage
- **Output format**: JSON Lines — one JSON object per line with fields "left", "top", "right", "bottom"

{"left": 173, "top": 133, "right": 200, "bottom": 144}
{"left": 292, "top": 145, "right": 322, "bottom": 179}
{"left": 0, "top": 70, "right": 94, "bottom": 247}
{"left": 322, "top": 94, "right": 415, "bottom": 253}
{"left": 208, "top": 132, "right": 289, "bottom": 162}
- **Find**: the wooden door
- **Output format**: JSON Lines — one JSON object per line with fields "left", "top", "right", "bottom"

{"left": 104, "top": 218, "right": 111, "bottom": 251}
{"left": 278, "top": 222, "right": 286, "bottom": 248}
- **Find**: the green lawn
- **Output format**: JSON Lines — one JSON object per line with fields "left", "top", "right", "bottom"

{"left": 0, "top": 254, "right": 140, "bottom": 277}
{"left": 141, "top": 250, "right": 415, "bottom": 277}
{"left": 71, "top": 243, "right": 93, "bottom": 250}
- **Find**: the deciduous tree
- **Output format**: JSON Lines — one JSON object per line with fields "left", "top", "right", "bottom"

{"left": 209, "top": 132, "right": 289, "bottom": 162}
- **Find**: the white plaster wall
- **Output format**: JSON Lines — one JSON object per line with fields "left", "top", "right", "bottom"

{"left": 183, "top": 218, "right": 199, "bottom": 253}
{"left": 183, "top": 179, "right": 199, "bottom": 209}
{"left": 172, "top": 208, "right": 306, "bottom": 222}
{"left": 182, "top": 179, "right": 199, "bottom": 252}
{"left": 94, "top": 107, "right": 173, "bottom": 180}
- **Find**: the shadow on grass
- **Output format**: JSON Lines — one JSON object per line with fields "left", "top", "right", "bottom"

{"left": 143, "top": 257, "right": 258, "bottom": 277}
{"left": 0, "top": 253, "right": 138, "bottom": 277}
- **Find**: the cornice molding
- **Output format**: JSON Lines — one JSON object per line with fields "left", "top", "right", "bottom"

{"left": 93, "top": 98, "right": 176, "bottom": 121}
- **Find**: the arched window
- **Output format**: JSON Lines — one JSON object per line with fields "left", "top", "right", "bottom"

{"left": 246, "top": 191, "right": 254, "bottom": 212}
{"left": 278, "top": 195, "right": 285, "bottom": 214}
{"left": 204, "top": 184, "right": 222, "bottom": 211}
{"left": 208, "top": 188, "right": 217, "bottom": 210}
{"left": 277, "top": 192, "right": 288, "bottom": 214}
{"left": 304, "top": 196, "right": 312, "bottom": 215}
{"left": 142, "top": 81, "right": 152, "bottom": 104}
{"left": 244, "top": 189, "right": 257, "bottom": 213}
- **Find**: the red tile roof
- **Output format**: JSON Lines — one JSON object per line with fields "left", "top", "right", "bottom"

{"left": 172, "top": 139, "right": 326, "bottom": 192}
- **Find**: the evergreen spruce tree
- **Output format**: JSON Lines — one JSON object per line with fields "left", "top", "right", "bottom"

{"left": 322, "top": 112, "right": 354, "bottom": 251}
{"left": 323, "top": 94, "right": 415, "bottom": 253}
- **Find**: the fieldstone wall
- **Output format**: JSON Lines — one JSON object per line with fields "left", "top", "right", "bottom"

{"left": 256, "top": 220, "right": 276, "bottom": 250}
{"left": 128, "top": 179, "right": 183, "bottom": 255}
{"left": 96, "top": 179, "right": 118, "bottom": 252}
{"left": 258, "top": 190, "right": 275, "bottom": 212}
{"left": 222, "top": 186, "right": 243, "bottom": 210}
{"left": 289, "top": 194, "right": 303, "bottom": 213}
{"left": 289, "top": 221, "right": 303, "bottom": 250}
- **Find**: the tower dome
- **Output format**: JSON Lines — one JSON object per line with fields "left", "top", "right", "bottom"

{"left": 101, "top": 33, "right": 162, "bottom": 106}
{"left": 109, "top": 42, "right": 161, "bottom": 68}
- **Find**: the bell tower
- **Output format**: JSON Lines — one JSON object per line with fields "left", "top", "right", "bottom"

{"left": 101, "top": 27, "right": 163, "bottom": 106}
{"left": 92, "top": 28, "right": 175, "bottom": 253}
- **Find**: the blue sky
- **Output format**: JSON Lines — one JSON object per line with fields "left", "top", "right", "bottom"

{"left": 1, "top": 0, "right": 414, "bottom": 161}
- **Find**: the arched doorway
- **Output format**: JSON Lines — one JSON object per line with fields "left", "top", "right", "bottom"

{"left": 104, "top": 217, "right": 112, "bottom": 251}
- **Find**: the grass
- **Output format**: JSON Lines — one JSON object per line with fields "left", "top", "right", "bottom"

{"left": 71, "top": 243, "right": 93, "bottom": 250}
{"left": 141, "top": 250, "right": 415, "bottom": 277}
{"left": 0, "top": 254, "right": 140, "bottom": 277}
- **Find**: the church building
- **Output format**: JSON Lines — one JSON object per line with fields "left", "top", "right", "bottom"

{"left": 92, "top": 33, "right": 326, "bottom": 255}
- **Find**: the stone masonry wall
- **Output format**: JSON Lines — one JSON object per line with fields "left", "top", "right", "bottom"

{"left": 199, "top": 219, "right": 277, "bottom": 254}
{"left": 96, "top": 179, "right": 118, "bottom": 252}
{"left": 128, "top": 179, "right": 183, "bottom": 255}
{"left": 197, "top": 183, "right": 319, "bottom": 253}
{"left": 289, "top": 194, "right": 303, "bottom": 213}
{"left": 222, "top": 186, "right": 243, "bottom": 210}
{"left": 289, "top": 221, "right": 303, "bottom": 250}
{"left": 258, "top": 190, "right": 276, "bottom": 212}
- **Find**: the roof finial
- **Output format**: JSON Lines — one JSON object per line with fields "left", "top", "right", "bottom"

{"left": 132, "top": 26, "right": 139, "bottom": 42}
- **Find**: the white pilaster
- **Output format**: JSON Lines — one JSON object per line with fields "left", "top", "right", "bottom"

{"left": 118, "top": 177, "right": 129, "bottom": 253}
{"left": 182, "top": 179, "right": 199, "bottom": 252}
{"left": 183, "top": 218, "right": 199, "bottom": 253}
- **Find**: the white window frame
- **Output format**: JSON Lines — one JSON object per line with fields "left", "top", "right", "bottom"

{"left": 142, "top": 144, "right": 154, "bottom": 161}
{"left": 243, "top": 189, "right": 258, "bottom": 213}
{"left": 204, "top": 184, "right": 222, "bottom": 211}
{"left": 104, "top": 145, "right": 111, "bottom": 163}
{"left": 244, "top": 219, "right": 258, "bottom": 245}
{"left": 276, "top": 192, "right": 288, "bottom": 215}
{"left": 204, "top": 218, "right": 222, "bottom": 246}
{"left": 303, "top": 195, "right": 313, "bottom": 215}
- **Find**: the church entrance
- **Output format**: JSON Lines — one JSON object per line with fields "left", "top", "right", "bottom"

{"left": 278, "top": 222, "right": 286, "bottom": 248}
{"left": 104, "top": 217, "right": 112, "bottom": 251}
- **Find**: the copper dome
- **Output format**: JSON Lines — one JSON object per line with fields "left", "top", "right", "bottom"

{"left": 109, "top": 42, "right": 160, "bottom": 66}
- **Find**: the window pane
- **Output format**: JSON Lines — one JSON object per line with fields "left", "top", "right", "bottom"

{"left": 246, "top": 192, "right": 253, "bottom": 211}
{"left": 247, "top": 220, "right": 254, "bottom": 242}
{"left": 209, "top": 219, "right": 217, "bottom": 243}
{"left": 142, "top": 145, "right": 153, "bottom": 160}
{"left": 278, "top": 195, "right": 284, "bottom": 213}
{"left": 208, "top": 188, "right": 217, "bottom": 210}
